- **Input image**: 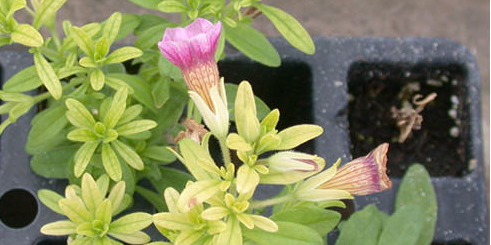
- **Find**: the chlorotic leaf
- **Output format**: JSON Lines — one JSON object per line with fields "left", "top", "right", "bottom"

{"left": 34, "top": 52, "right": 62, "bottom": 99}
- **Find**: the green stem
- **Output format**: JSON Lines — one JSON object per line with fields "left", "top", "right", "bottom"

{"left": 250, "top": 194, "right": 294, "bottom": 209}
{"left": 218, "top": 137, "right": 231, "bottom": 165}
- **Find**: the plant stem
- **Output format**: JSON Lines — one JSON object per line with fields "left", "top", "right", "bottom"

{"left": 250, "top": 194, "right": 294, "bottom": 209}
{"left": 218, "top": 137, "right": 231, "bottom": 165}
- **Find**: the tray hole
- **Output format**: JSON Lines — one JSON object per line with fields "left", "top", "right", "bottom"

{"left": 219, "top": 60, "right": 314, "bottom": 153}
{"left": 0, "top": 188, "right": 38, "bottom": 228}
{"left": 327, "top": 199, "right": 355, "bottom": 220}
{"left": 347, "top": 62, "right": 470, "bottom": 177}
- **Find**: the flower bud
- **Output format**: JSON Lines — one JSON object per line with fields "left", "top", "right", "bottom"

{"left": 267, "top": 151, "right": 321, "bottom": 172}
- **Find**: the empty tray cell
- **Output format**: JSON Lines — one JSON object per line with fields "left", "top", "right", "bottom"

{"left": 347, "top": 62, "right": 470, "bottom": 177}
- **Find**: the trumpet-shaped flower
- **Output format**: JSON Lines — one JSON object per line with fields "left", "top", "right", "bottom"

{"left": 158, "top": 18, "right": 222, "bottom": 111}
{"left": 294, "top": 143, "right": 392, "bottom": 201}
{"left": 319, "top": 143, "right": 392, "bottom": 195}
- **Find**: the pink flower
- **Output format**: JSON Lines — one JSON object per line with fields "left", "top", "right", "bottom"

{"left": 158, "top": 18, "right": 222, "bottom": 111}
{"left": 319, "top": 143, "right": 392, "bottom": 195}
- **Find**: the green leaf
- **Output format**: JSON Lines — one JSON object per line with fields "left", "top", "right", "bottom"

{"left": 34, "top": 51, "right": 62, "bottom": 99}
{"left": 335, "top": 204, "right": 386, "bottom": 245}
{"left": 277, "top": 124, "right": 323, "bottom": 150}
{"left": 73, "top": 141, "right": 100, "bottom": 177}
{"left": 90, "top": 68, "right": 105, "bottom": 91}
{"left": 152, "top": 77, "right": 170, "bottom": 108}
{"left": 215, "top": 29, "right": 225, "bottom": 61}
{"left": 142, "top": 146, "right": 175, "bottom": 163}
{"left": 109, "top": 212, "right": 152, "bottom": 233}
{"left": 104, "top": 87, "right": 128, "bottom": 129}
{"left": 107, "top": 74, "right": 156, "bottom": 112}
{"left": 270, "top": 207, "right": 340, "bottom": 237}
{"left": 31, "top": 145, "right": 77, "bottom": 178}
{"left": 70, "top": 26, "right": 94, "bottom": 56}
{"left": 0, "top": 36, "right": 9, "bottom": 47}
{"left": 102, "top": 12, "right": 122, "bottom": 44}
{"left": 32, "top": 0, "right": 67, "bottom": 29}
{"left": 111, "top": 139, "right": 144, "bottom": 170}
{"left": 243, "top": 221, "right": 323, "bottom": 245}
{"left": 224, "top": 22, "right": 280, "bottom": 67}
{"left": 102, "top": 143, "right": 122, "bottom": 181}
{"left": 40, "top": 220, "right": 76, "bottom": 235}
{"left": 149, "top": 166, "right": 192, "bottom": 194}
{"left": 135, "top": 23, "right": 169, "bottom": 50}
{"left": 116, "top": 13, "right": 141, "bottom": 40}
{"left": 11, "top": 24, "right": 43, "bottom": 47}
{"left": 27, "top": 105, "right": 68, "bottom": 154}
{"left": 134, "top": 14, "right": 167, "bottom": 35}
{"left": 38, "top": 189, "right": 64, "bottom": 214}
{"left": 126, "top": 0, "right": 161, "bottom": 9}
{"left": 81, "top": 173, "right": 104, "bottom": 212}
{"left": 116, "top": 120, "right": 157, "bottom": 136}
{"left": 225, "top": 83, "right": 270, "bottom": 121}
{"left": 104, "top": 76, "right": 134, "bottom": 93}
{"left": 105, "top": 47, "right": 143, "bottom": 64}
{"left": 395, "top": 164, "right": 437, "bottom": 245}
{"left": 135, "top": 186, "right": 167, "bottom": 212}
{"left": 377, "top": 205, "right": 425, "bottom": 245}
{"left": 66, "top": 98, "right": 96, "bottom": 129}
{"left": 254, "top": 3, "right": 314, "bottom": 54}
{"left": 157, "top": 0, "right": 189, "bottom": 12}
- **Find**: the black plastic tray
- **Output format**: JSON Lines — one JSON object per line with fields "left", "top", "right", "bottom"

{"left": 0, "top": 37, "right": 488, "bottom": 245}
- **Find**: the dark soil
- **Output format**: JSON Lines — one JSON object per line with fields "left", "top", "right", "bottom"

{"left": 348, "top": 63, "right": 470, "bottom": 177}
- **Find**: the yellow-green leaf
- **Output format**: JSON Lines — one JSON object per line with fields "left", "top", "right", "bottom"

{"left": 102, "top": 12, "right": 122, "bottom": 44}
{"left": 11, "top": 24, "right": 43, "bottom": 47}
{"left": 277, "top": 124, "right": 323, "bottom": 150}
{"left": 105, "top": 47, "right": 143, "bottom": 64}
{"left": 34, "top": 51, "right": 62, "bottom": 99}
{"left": 90, "top": 68, "right": 105, "bottom": 91}
{"left": 111, "top": 139, "right": 143, "bottom": 170}
{"left": 33, "top": 0, "right": 67, "bottom": 29}
{"left": 109, "top": 212, "right": 152, "bottom": 233}
{"left": 73, "top": 141, "right": 99, "bottom": 177}
{"left": 40, "top": 220, "right": 76, "bottom": 235}
{"left": 102, "top": 143, "right": 122, "bottom": 181}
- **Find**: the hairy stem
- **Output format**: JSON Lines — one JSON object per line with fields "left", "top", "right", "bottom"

{"left": 218, "top": 137, "right": 231, "bottom": 165}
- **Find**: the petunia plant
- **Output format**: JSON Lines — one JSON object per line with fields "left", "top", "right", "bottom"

{"left": 0, "top": 1, "right": 438, "bottom": 245}
{"left": 148, "top": 18, "right": 393, "bottom": 244}
{"left": 38, "top": 173, "right": 153, "bottom": 244}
